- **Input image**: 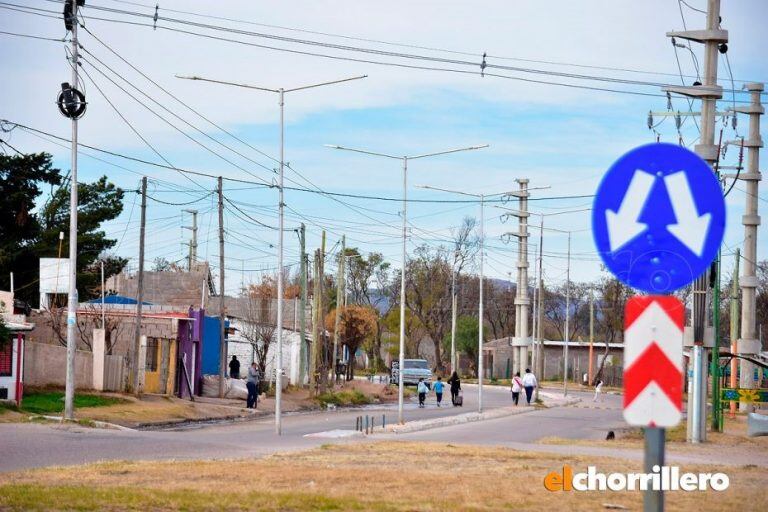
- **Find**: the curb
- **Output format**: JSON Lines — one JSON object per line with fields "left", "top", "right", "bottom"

{"left": 31, "top": 415, "right": 136, "bottom": 431}
{"left": 383, "top": 393, "right": 580, "bottom": 434}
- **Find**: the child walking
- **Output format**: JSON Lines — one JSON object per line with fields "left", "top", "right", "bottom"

{"left": 417, "top": 378, "right": 429, "bottom": 408}
{"left": 510, "top": 371, "right": 523, "bottom": 406}
{"left": 433, "top": 376, "right": 445, "bottom": 407}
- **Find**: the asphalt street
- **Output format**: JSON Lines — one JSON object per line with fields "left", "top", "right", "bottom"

{"left": 0, "top": 385, "right": 624, "bottom": 473}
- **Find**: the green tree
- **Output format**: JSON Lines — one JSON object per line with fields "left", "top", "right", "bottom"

{"left": 442, "top": 315, "right": 480, "bottom": 377}
{"left": 0, "top": 153, "right": 126, "bottom": 304}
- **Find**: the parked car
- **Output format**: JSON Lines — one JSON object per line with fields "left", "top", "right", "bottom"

{"left": 390, "top": 359, "right": 433, "bottom": 386}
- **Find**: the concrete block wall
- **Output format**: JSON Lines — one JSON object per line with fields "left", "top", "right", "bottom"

{"left": 24, "top": 341, "right": 93, "bottom": 389}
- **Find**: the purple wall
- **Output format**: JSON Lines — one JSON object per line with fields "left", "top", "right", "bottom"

{"left": 177, "top": 308, "right": 204, "bottom": 398}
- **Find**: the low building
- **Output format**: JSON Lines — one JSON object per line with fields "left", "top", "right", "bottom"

{"left": 483, "top": 337, "right": 624, "bottom": 385}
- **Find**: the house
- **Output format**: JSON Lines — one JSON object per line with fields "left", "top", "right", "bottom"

{"left": 0, "top": 291, "right": 34, "bottom": 406}
{"left": 483, "top": 337, "right": 625, "bottom": 385}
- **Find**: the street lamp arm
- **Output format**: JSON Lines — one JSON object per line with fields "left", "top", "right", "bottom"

{"left": 175, "top": 75, "right": 280, "bottom": 93}
{"left": 284, "top": 75, "right": 367, "bottom": 93}
{"left": 415, "top": 184, "right": 481, "bottom": 198}
{"left": 408, "top": 144, "right": 489, "bottom": 160}
{"left": 324, "top": 144, "right": 402, "bottom": 160}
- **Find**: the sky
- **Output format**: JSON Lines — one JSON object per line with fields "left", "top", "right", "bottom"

{"left": 1, "top": 0, "right": 766, "bottom": 295}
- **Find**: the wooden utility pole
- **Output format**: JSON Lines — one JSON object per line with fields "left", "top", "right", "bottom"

{"left": 217, "top": 177, "right": 226, "bottom": 398}
{"left": 312, "top": 231, "right": 327, "bottom": 394}
{"left": 131, "top": 176, "right": 147, "bottom": 395}
{"left": 299, "top": 223, "right": 308, "bottom": 385}
{"left": 332, "top": 235, "right": 345, "bottom": 385}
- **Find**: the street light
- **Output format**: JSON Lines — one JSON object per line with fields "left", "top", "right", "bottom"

{"left": 416, "top": 184, "right": 487, "bottom": 413}
{"left": 326, "top": 144, "right": 488, "bottom": 424}
{"left": 179, "top": 74, "right": 366, "bottom": 435}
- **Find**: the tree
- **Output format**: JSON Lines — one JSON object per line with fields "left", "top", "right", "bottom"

{"left": 242, "top": 275, "right": 278, "bottom": 376}
{"left": 345, "top": 247, "right": 392, "bottom": 371}
{"left": 593, "top": 277, "right": 633, "bottom": 384}
{"left": 404, "top": 245, "right": 453, "bottom": 371}
{"left": 0, "top": 153, "right": 125, "bottom": 305}
{"left": 36, "top": 175, "right": 125, "bottom": 301}
{"left": 757, "top": 260, "right": 768, "bottom": 351}
{"left": 442, "top": 315, "right": 479, "bottom": 377}
{"left": 324, "top": 305, "right": 377, "bottom": 380}
{"left": 0, "top": 153, "right": 60, "bottom": 299}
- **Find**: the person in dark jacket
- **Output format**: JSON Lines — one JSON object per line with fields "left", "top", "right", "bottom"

{"left": 447, "top": 371, "right": 461, "bottom": 406}
{"left": 229, "top": 355, "right": 241, "bottom": 379}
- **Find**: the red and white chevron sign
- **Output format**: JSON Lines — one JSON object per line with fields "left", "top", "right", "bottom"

{"left": 623, "top": 296, "right": 684, "bottom": 427}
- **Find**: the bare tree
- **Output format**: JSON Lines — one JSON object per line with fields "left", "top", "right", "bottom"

{"left": 592, "top": 277, "right": 633, "bottom": 385}
{"left": 241, "top": 275, "right": 278, "bottom": 376}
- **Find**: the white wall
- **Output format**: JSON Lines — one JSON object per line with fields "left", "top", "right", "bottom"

{"left": 226, "top": 318, "right": 302, "bottom": 385}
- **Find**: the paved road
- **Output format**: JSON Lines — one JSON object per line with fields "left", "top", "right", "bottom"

{"left": 0, "top": 386, "right": 623, "bottom": 473}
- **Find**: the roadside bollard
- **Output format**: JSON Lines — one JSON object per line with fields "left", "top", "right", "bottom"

{"left": 355, "top": 416, "right": 360, "bottom": 431}
{"left": 365, "top": 415, "right": 369, "bottom": 435}
{"left": 371, "top": 417, "right": 375, "bottom": 431}
{"left": 382, "top": 414, "right": 386, "bottom": 430}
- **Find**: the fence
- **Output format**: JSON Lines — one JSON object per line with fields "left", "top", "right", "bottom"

{"left": 103, "top": 355, "right": 127, "bottom": 392}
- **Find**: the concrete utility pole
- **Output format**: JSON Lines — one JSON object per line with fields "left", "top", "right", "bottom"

{"left": 63, "top": 0, "right": 81, "bottom": 421}
{"left": 332, "top": 235, "right": 346, "bottom": 384}
{"left": 182, "top": 209, "right": 198, "bottom": 271}
{"left": 132, "top": 177, "right": 147, "bottom": 395}
{"left": 328, "top": 145, "right": 488, "bottom": 425}
{"left": 299, "top": 223, "right": 308, "bottom": 385}
{"left": 734, "top": 83, "right": 764, "bottom": 403}
{"left": 512, "top": 179, "right": 531, "bottom": 378}
{"left": 217, "top": 177, "right": 226, "bottom": 399}
{"left": 664, "top": 0, "right": 725, "bottom": 443}
{"left": 729, "top": 249, "right": 740, "bottom": 416}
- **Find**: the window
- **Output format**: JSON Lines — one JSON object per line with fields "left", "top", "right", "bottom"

{"left": 145, "top": 338, "right": 159, "bottom": 372}
{"left": 0, "top": 342, "right": 12, "bottom": 377}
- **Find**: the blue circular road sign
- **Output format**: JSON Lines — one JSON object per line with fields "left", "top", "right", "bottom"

{"left": 592, "top": 143, "right": 726, "bottom": 293}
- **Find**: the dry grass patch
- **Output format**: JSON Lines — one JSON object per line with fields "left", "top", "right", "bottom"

{"left": 1, "top": 441, "right": 765, "bottom": 511}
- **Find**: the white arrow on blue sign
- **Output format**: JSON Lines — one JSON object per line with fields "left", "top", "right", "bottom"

{"left": 592, "top": 143, "right": 726, "bottom": 293}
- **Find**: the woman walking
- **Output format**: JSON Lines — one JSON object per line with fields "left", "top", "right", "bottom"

{"left": 510, "top": 371, "right": 523, "bottom": 406}
{"left": 447, "top": 371, "right": 462, "bottom": 406}
{"left": 521, "top": 368, "right": 537, "bottom": 405}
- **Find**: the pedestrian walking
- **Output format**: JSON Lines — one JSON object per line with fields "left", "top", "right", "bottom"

{"left": 447, "top": 371, "right": 461, "bottom": 406}
{"left": 521, "top": 368, "right": 537, "bottom": 405}
{"left": 229, "top": 355, "right": 241, "bottom": 379}
{"left": 510, "top": 371, "right": 523, "bottom": 406}
{"left": 593, "top": 379, "right": 604, "bottom": 402}
{"left": 246, "top": 362, "right": 260, "bottom": 409}
{"left": 433, "top": 376, "right": 445, "bottom": 407}
{"left": 417, "top": 378, "right": 429, "bottom": 408}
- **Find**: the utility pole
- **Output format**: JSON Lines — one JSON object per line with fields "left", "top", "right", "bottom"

{"left": 217, "top": 177, "right": 226, "bottom": 399}
{"left": 450, "top": 266, "right": 457, "bottom": 373}
{"left": 536, "top": 215, "right": 544, "bottom": 397}
{"left": 132, "top": 177, "right": 147, "bottom": 395}
{"left": 734, "top": 83, "right": 764, "bottom": 405}
{"left": 665, "top": 0, "right": 725, "bottom": 444}
{"left": 299, "top": 223, "right": 308, "bottom": 385}
{"left": 182, "top": 209, "right": 198, "bottom": 271}
{"left": 332, "top": 235, "right": 346, "bottom": 385}
{"left": 512, "top": 179, "right": 531, "bottom": 378}
{"left": 311, "top": 232, "right": 326, "bottom": 395}
{"left": 729, "top": 249, "right": 740, "bottom": 416}
{"left": 63, "top": 0, "right": 81, "bottom": 421}
{"left": 563, "top": 231, "right": 571, "bottom": 397}
{"left": 588, "top": 288, "right": 595, "bottom": 385}
{"left": 100, "top": 260, "right": 105, "bottom": 330}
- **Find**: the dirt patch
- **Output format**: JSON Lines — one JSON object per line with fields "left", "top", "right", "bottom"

{"left": 0, "top": 441, "right": 764, "bottom": 511}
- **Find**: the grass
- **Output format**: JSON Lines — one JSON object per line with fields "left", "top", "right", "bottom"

{"left": 13, "top": 391, "right": 126, "bottom": 415}
{"left": 316, "top": 389, "right": 373, "bottom": 408}
{"left": 0, "top": 441, "right": 763, "bottom": 511}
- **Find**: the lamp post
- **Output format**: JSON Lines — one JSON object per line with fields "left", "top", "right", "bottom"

{"left": 416, "top": 184, "right": 488, "bottom": 413}
{"left": 327, "top": 144, "right": 488, "bottom": 423}
{"left": 178, "top": 74, "right": 366, "bottom": 435}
